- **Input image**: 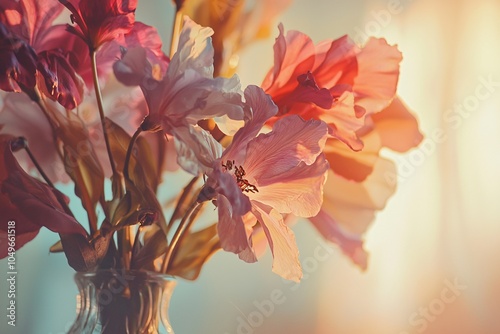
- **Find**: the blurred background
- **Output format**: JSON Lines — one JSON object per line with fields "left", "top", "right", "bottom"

{"left": 2, "top": 0, "right": 500, "bottom": 333}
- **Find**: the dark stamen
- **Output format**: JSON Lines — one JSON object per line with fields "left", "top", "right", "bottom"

{"left": 222, "top": 160, "right": 258, "bottom": 193}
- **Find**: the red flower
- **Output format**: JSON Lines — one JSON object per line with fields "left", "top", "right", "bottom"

{"left": 0, "top": 135, "right": 87, "bottom": 258}
{"left": 262, "top": 24, "right": 402, "bottom": 152}
{"left": 59, "top": 0, "right": 137, "bottom": 50}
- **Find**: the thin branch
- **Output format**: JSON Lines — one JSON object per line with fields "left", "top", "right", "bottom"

{"left": 161, "top": 199, "right": 200, "bottom": 273}
{"left": 123, "top": 127, "right": 142, "bottom": 181}
{"left": 90, "top": 50, "right": 118, "bottom": 179}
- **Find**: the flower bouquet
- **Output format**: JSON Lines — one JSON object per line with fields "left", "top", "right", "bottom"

{"left": 0, "top": 0, "right": 422, "bottom": 333}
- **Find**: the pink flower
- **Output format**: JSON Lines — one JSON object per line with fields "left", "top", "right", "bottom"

{"left": 59, "top": 0, "right": 137, "bottom": 50}
{"left": 114, "top": 17, "right": 244, "bottom": 175}
{"left": 200, "top": 86, "right": 329, "bottom": 281}
{"left": 0, "top": 135, "right": 87, "bottom": 258}
{"left": 262, "top": 24, "right": 402, "bottom": 151}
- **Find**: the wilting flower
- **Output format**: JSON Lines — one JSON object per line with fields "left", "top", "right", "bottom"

{"left": 59, "top": 0, "right": 137, "bottom": 50}
{"left": 0, "top": 135, "right": 87, "bottom": 258}
{"left": 0, "top": 23, "right": 38, "bottom": 93}
{"left": 199, "top": 86, "right": 329, "bottom": 281}
{"left": 114, "top": 16, "right": 244, "bottom": 175}
{"left": 0, "top": 0, "right": 84, "bottom": 108}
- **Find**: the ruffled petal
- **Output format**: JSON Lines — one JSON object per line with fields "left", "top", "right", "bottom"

{"left": 322, "top": 158, "right": 397, "bottom": 235}
{"left": 251, "top": 154, "right": 328, "bottom": 217}
{"left": 262, "top": 24, "right": 315, "bottom": 94}
{"left": 371, "top": 97, "right": 423, "bottom": 152}
{"left": 303, "top": 90, "right": 365, "bottom": 151}
{"left": 353, "top": 38, "right": 402, "bottom": 113}
{"left": 324, "top": 130, "right": 381, "bottom": 182}
{"left": 113, "top": 46, "right": 153, "bottom": 86}
{"left": 167, "top": 16, "right": 214, "bottom": 79}
{"left": 243, "top": 115, "right": 328, "bottom": 183}
{"left": 173, "top": 125, "right": 222, "bottom": 175}
{"left": 312, "top": 35, "right": 359, "bottom": 88}
{"left": 309, "top": 209, "right": 368, "bottom": 270}
{"left": 224, "top": 85, "right": 277, "bottom": 163}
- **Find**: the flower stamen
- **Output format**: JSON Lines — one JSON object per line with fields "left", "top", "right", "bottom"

{"left": 222, "top": 160, "right": 258, "bottom": 193}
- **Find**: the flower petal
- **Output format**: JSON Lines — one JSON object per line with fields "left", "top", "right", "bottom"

{"left": 371, "top": 97, "right": 423, "bottom": 152}
{"left": 168, "top": 16, "right": 214, "bottom": 79}
{"left": 312, "top": 35, "right": 359, "bottom": 88}
{"left": 173, "top": 125, "right": 222, "bottom": 175}
{"left": 36, "top": 50, "right": 85, "bottom": 109}
{"left": 322, "top": 158, "right": 397, "bottom": 235}
{"left": 243, "top": 115, "right": 328, "bottom": 184}
{"left": 324, "top": 130, "right": 381, "bottom": 182}
{"left": 251, "top": 154, "right": 328, "bottom": 217}
{"left": 353, "top": 38, "right": 402, "bottom": 113}
{"left": 217, "top": 195, "right": 254, "bottom": 256}
{"left": 262, "top": 24, "right": 315, "bottom": 93}
{"left": 304, "top": 90, "right": 365, "bottom": 151}
{"left": 309, "top": 209, "right": 368, "bottom": 270}
{"left": 0, "top": 93, "right": 68, "bottom": 182}
{"left": 224, "top": 85, "right": 277, "bottom": 163}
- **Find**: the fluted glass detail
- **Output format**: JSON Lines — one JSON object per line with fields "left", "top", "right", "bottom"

{"left": 67, "top": 270, "right": 176, "bottom": 334}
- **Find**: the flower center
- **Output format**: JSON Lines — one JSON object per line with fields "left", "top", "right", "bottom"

{"left": 222, "top": 160, "right": 258, "bottom": 193}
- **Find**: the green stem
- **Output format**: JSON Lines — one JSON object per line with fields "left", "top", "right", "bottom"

{"left": 155, "top": 132, "right": 166, "bottom": 189}
{"left": 90, "top": 50, "right": 118, "bottom": 179}
{"left": 123, "top": 128, "right": 143, "bottom": 181}
{"left": 167, "top": 201, "right": 204, "bottom": 269}
{"left": 161, "top": 200, "right": 200, "bottom": 273}
{"left": 167, "top": 176, "right": 199, "bottom": 232}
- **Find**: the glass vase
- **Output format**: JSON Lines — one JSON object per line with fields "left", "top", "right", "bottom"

{"left": 67, "top": 269, "right": 176, "bottom": 334}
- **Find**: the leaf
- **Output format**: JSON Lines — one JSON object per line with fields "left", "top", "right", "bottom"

{"left": 168, "top": 224, "right": 221, "bottom": 280}
{"left": 105, "top": 118, "right": 159, "bottom": 191}
{"left": 131, "top": 225, "right": 168, "bottom": 270}
{"left": 49, "top": 240, "right": 63, "bottom": 253}
{"left": 57, "top": 112, "right": 104, "bottom": 233}
{"left": 110, "top": 179, "right": 167, "bottom": 232}
{"left": 59, "top": 233, "right": 98, "bottom": 271}
{"left": 58, "top": 221, "right": 116, "bottom": 271}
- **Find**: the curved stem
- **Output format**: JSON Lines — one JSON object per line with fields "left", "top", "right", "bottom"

{"left": 90, "top": 50, "right": 117, "bottom": 178}
{"left": 24, "top": 144, "right": 55, "bottom": 189}
{"left": 123, "top": 128, "right": 143, "bottom": 181}
{"left": 167, "top": 176, "right": 199, "bottom": 232}
{"left": 161, "top": 200, "right": 200, "bottom": 273}
{"left": 155, "top": 132, "right": 166, "bottom": 189}
{"left": 167, "top": 201, "right": 204, "bottom": 269}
